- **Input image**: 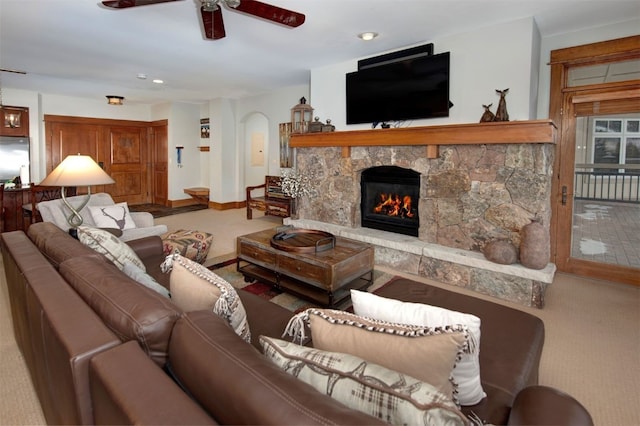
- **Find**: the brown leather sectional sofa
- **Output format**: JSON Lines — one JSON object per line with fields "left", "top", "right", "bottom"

{"left": 1, "top": 221, "right": 592, "bottom": 425}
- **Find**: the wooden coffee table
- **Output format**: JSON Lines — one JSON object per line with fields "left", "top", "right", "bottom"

{"left": 236, "top": 228, "right": 374, "bottom": 308}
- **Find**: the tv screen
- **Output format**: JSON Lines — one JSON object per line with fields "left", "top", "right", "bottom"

{"left": 346, "top": 51, "right": 450, "bottom": 125}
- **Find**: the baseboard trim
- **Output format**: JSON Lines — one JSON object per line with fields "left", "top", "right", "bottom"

{"left": 168, "top": 198, "right": 201, "bottom": 208}
{"left": 208, "top": 201, "right": 246, "bottom": 210}
{"left": 167, "top": 199, "right": 246, "bottom": 210}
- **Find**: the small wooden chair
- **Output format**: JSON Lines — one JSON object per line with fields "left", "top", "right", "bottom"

{"left": 28, "top": 184, "right": 76, "bottom": 224}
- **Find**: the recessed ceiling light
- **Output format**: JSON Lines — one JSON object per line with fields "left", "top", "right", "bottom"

{"left": 358, "top": 32, "right": 378, "bottom": 41}
{"left": 136, "top": 73, "right": 147, "bottom": 80}
{"left": 152, "top": 79, "right": 164, "bottom": 84}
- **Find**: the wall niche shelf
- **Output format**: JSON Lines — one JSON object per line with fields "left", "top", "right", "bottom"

{"left": 289, "top": 120, "right": 556, "bottom": 159}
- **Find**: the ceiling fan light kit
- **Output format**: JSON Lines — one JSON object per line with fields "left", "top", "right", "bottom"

{"left": 106, "top": 95, "right": 124, "bottom": 105}
{"left": 102, "top": 0, "right": 305, "bottom": 41}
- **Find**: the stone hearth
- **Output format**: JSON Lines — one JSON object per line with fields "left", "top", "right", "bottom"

{"left": 288, "top": 123, "right": 556, "bottom": 308}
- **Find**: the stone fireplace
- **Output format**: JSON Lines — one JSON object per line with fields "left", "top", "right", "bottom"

{"left": 286, "top": 122, "right": 557, "bottom": 308}
{"left": 360, "top": 166, "right": 420, "bottom": 237}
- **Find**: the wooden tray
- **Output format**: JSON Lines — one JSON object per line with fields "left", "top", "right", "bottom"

{"left": 270, "top": 229, "right": 335, "bottom": 253}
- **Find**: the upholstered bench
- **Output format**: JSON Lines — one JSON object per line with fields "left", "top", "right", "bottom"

{"left": 161, "top": 229, "right": 213, "bottom": 264}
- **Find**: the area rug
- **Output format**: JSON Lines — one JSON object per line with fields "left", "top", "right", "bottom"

{"left": 129, "top": 203, "right": 208, "bottom": 218}
{"left": 209, "top": 259, "right": 394, "bottom": 313}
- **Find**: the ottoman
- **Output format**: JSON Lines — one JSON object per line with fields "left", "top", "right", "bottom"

{"left": 162, "top": 229, "right": 213, "bottom": 264}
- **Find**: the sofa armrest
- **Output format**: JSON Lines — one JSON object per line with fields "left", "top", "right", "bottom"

{"left": 507, "top": 386, "right": 593, "bottom": 425}
{"left": 126, "top": 235, "right": 164, "bottom": 260}
{"left": 90, "top": 341, "right": 216, "bottom": 425}
{"left": 120, "top": 225, "right": 168, "bottom": 242}
{"left": 130, "top": 211, "right": 155, "bottom": 227}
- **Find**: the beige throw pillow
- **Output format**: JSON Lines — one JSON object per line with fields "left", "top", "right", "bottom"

{"left": 285, "top": 308, "right": 467, "bottom": 403}
{"left": 163, "top": 254, "right": 250, "bottom": 343}
{"left": 261, "top": 337, "right": 468, "bottom": 426}
{"left": 77, "top": 226, "right": 146, "bottom": 271}
{"left": 351, "top": 289, "right": 486, "bottom": 406}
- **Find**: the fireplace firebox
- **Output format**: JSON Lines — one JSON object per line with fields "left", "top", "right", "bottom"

{"left": 361, "top": 166, "right": 420, "bottom": 237}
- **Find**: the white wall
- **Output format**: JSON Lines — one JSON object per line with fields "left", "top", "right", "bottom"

{"left": 536, "top": 18, "right": 640, "bottom": 119}
{"left": 235, "top": 84, "right": 309, "bottom": 176}
{"left": 166, "top": 102, "right": 202, "bottom": 201}
{"left": 311, "top": 18, "right": 540, "bottom": 132}
{"left": 2, "top": 88, "right": 155, "bottom": 182}
{"left": 7, "top": 16, "right": 637, "bottom": 204}
{"left": 207, "top": 98, "right": 238, "bottom": 203}
{"left": 243, "top": 113, "right": 269, "bottom": 188}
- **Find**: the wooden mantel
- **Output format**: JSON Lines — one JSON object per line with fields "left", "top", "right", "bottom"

{"left": 289, "top": 119, "right": 556, "bottom": 159}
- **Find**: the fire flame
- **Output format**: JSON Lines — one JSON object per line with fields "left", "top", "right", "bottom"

{"left": 373, "top": 193, "right": 415, "bottom": 218}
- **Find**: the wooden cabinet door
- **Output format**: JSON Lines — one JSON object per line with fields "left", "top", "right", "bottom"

{"left": 107, "top": 126, "right": 150, "bottom": 205}
{"left": 150, "top": 121, "right": 168, "bottom": 206}
{"left": 45, "top": 116, "right": 162, "bottom": 206}
{"left": 46, "top": 121, "right": 109, "bottom": 194}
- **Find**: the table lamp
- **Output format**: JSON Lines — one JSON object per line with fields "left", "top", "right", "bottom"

{"left": 39, "top": 154, "right": 115, "bottom": 228}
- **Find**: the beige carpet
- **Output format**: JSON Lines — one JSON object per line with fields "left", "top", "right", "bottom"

{"left": 155, "top": 208, "right": 283, "bottom": 266}
{"left": 1, "top": 208, "right": 639, "bottom": 425}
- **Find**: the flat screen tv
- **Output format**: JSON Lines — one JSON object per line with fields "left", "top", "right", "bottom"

{"left": 346, "top": 51, "right": 450, "bottom": 125}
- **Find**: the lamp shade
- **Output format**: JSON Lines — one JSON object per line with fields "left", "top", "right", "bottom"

{"left": 40, "top": 154, "right": 115, "bottom": 187}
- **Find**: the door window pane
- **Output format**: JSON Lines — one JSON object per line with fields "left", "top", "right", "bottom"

{"left": 594, "top": 138, "right": 621, "bottom": 165}
{"left": 626, "top": 138, "right": 640, "bottom": 174}
{"left": 595, "top": 119, "right": 622, "bottom": 133}
{"left": 568, "top": 58, "right": 640, "bottom": 87}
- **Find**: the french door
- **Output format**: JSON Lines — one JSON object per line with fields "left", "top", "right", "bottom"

{"left": 549, "top": 36, "right": 640, "bottom": 285}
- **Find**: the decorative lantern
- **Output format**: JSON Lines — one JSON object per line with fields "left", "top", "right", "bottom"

{"left": 290, "top": 97, "right": 313, "bottom": 134}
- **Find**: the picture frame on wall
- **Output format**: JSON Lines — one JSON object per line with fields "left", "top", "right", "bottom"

{"left": 200, "top": 118, "right": 210, "bottom": 139}
{"left": 279, "top": 122, "right": 293, "bottom": 168}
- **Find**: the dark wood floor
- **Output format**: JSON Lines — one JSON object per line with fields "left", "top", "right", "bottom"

{"left": 128, "top": 203, "right": 208, "bottom": 218}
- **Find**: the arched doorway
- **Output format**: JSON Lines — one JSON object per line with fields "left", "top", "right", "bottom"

{"left": 242, "top": 112, "right": 269, "bottom": 188}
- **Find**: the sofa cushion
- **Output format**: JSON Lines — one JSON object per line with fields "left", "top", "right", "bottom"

{"left": 237, "top": 290, "right": 301, "bottom": 351}
{"left": 261, "top": 336, "right": 468, "bottom": 425}
{"left": 285, "top": 308, "right": 468, "bottom": 402}
{"left": 351, "top": 289, "right": 486, "bottom": 406}
{"left": 168, "top": 311, "right": 385, "bottom": 425}
{"left": 122, "top": 261, "right": 171, "bottom": 299}
{"left": 89, "top": 341, "right": 216, "bottom": 425}
{"left": 162, "top": 253, "right": 250, "bottom": 343}
{"left": 27, "top": 222, "right": 105, "bottom": 268}
{"left": 88, "top": 202, "right": 136, "bottom": 230}
{"left": 59, "top": 256, "right": 181, "bottom": 366}
{"left": 77, "top": 226, "right": 146, "bottom": 271}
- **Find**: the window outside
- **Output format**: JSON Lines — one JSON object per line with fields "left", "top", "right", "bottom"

{"left": 593, "top": 119, "right": 640, "bottom": 174}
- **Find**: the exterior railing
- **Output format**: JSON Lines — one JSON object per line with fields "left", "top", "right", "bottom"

{"left": 574, "top": 164, "right": 640, "bottom": 204}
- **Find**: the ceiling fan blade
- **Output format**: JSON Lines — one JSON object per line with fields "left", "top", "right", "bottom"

{"left": 102, "top": 0, "right": 181, "bottom": 9}
{"left": 201, "top": 7, "right": 226, "bottom": 40}
{"left": 233, "top": 0, "right": 305, "bottom": 27}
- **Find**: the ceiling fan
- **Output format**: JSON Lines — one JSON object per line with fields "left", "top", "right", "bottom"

{"left": 101, "top": 0, "right": 305, "bottom": 40}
